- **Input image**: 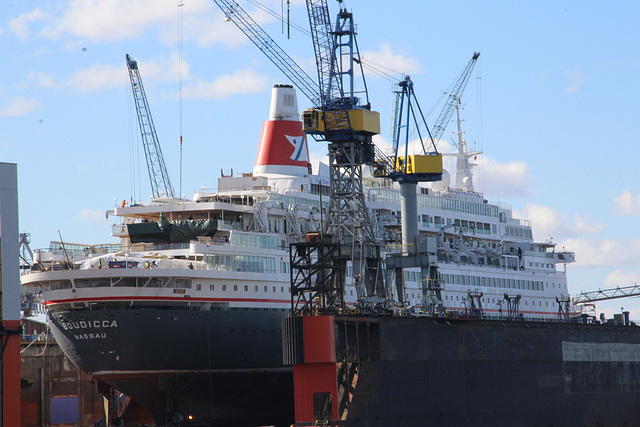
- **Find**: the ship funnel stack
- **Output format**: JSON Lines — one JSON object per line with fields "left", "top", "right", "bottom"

{"left": 253, "top": 85, "right": 310, "bottom": 176}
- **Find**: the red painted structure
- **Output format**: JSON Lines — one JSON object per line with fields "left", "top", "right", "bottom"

{"left": 3, "top": 320, "right": 22, "bottom": 426}
{"left": 292, "top": 315, "right": 339, "bottom": 425}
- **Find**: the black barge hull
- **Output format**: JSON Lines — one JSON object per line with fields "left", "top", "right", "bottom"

{"left": 286, "top": 315, "right": 640, "bottom": 427}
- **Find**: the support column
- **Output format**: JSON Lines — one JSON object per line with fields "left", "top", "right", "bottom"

{"left": 400, "top": 182, "right": 417, "bottom": 255}
{"left": 284, "top": 315, "right": 339, "bottom": 425}
{"left": 0, "top": 162, "right": 21, "bottom": 427}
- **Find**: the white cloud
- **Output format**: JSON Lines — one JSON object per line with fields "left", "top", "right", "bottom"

{"left": 27, "top": 71, "right": 55, "bottom": 88}
{"left": 8, "top": 8, "right": 46, "bottom": 39}
{"left": 479, "top": 156, "right": 533, "bottom": 198}
{"left": 181, "top": 68, "right": 269, "bottom": 99}
{"left": 132, "top": 54, "right": 191, "bottom": 84}
{"left": 24, "top": 55, "right": 190, "bottom": 94}
{"left": 603, "top": 270, "right": 640, "bottom": 288}
{"left": 61, "top": 64, "right": 128, "bottom": 93}
{"left": 559, "top": 238, "right": 640, "bottom": 268}
{"left": 34, "top": 0, "right": 258, "bottom": 48}
{"left": 564, "top": 67, "right": 583, "bottom": 93}
{"left": 40, "top": 0, "right": 176, "bottom": 42}
{"left": 77, "top": 208, "right": 107, "bottom": 224}
{"left": 514, "top": 203, "right": 604, "bottom": 241}
{"left": 362, "top": 43, "right": 420, "bottom": 78}
{"left": 0, "top": 97, "right": 41, "bottom": 117}
{"left": 571, "top": 214, "right": 605, "bottom": 235}
{"left": 613, "top": 190, "right": 640, "bottom": 216}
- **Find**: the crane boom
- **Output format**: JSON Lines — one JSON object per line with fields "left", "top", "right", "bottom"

{"left": 430, "top": 52, "right": 480, "bottom": 144}
{"left": 212, "top": 0, "right": 321, "bottom": 107}
{"left": 126, "top": 54, "right": 175, "bottom": 199}
{"left": 572, "top": 284, "right": 640, "bottom": 305}
{"left": 306, "top": 0, "right": 341, "bottom": 106}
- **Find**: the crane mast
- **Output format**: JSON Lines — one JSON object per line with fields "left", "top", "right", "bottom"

{"left": 303, "top": 3, "right": 384, "bottom": 303}
{"left": 126, "top": 54, "right": 175, "bottom": 199}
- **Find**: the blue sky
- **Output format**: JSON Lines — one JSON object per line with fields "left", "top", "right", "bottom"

{"left": 2, "top": 0, "right": 640, "bottom": 317}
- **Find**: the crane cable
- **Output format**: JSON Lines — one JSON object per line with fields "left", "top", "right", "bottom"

{"left": 178, "top": 1, "right": 184, "bottom": 200}
{"left": 244, "top": 0, "right": 401, "bottom": 83}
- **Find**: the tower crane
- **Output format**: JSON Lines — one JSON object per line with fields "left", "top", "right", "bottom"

{"left": 126, "top": 54, "right": 175, "bottom": 199}
{"left": 212, "top": 0, "right": 405, "bottom": 309}
{"left": 430, "top": 52, "right": 480, "bottom": 145}
{"left": 374, "top": 76, "right": 445, "bottom": 315}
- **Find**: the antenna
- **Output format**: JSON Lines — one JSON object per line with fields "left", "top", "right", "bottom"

{"left": 57, "top": 230, "right": 72, "bottom": 269}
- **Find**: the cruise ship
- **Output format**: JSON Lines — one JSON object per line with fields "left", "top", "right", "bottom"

{"left": 21, "top": 84, "right": 577, "bottom": 426}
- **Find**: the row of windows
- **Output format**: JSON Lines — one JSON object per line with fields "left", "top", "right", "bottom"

{"left": 529, "top": 261, "right": 554, "bottom": 270}
{"left": 197, "top": 283, "right": 290, "bottom": 294}
{"left": 505, "top": 225, "right": 532, "bottom": 239}
{"left": 402, "top": 271, "right": 548, "bottom": 293}
{"left": 440, "top": 273, "right": 543, "bottom": 291}
{"left": 203, "top": 254, "right": 276, "bottom": 274}
{"left": 73, "top": 277, "right": 192, "bottom": 289}
{"left": 269, "top": 194, "right": 323, "bottom": 211}
{"left": 229, "top": 232, "right": 278, "bottom": 250}
{"left": 369, "top": 187, "right": 499, "bottom": 218}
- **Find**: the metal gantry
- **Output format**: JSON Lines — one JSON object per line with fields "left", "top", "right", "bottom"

{"left": 572, "top": 284, "right": 640, "bottom": 304}
{"left": 126, "top": 54, "right": 175, "bottom": 199}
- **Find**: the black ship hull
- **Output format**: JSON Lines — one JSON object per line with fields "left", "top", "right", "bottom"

{"left": 49, "top": 307, "right": 294, "bottom": 426}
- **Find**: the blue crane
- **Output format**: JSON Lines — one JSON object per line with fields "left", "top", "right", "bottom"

{"left": 126, "top": 54, "right": 175, "bottom": 199}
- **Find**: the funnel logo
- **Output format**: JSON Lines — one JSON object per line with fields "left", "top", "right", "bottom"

{"left": 286, "top": 135, "right": 308, "bottom": 162}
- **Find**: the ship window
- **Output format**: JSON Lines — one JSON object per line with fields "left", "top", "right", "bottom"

{"left": 244, "top": 285, "right": 248, "bottom": 291}
{"left": 196, "top": 284, "right": 202, "bottom": 291}
{"left": 234, "top": 285, "right": 238, "bottom": 291}
{"left": 281, "top": 287, "right": 284, "bottom": 293}
{"left": 264, "top": 286, "right": 267, "bottom": 292}
{"left": 47, "top": 280, "right": 72, "bottom": 290}
{"left": 113, "top": 278, "right": 136, "bottom": 287}
{"left": 273, "top": 286, "right": 276, "bottom": 292}
{"left": 255, "top": 285, "right": 258, "bottom": 291}
{"left": 175, "top": 279, "right": 191, "bottom": 289}
{"left": 76, "top": 279, "right": 110, "bottom": 288}
{"left": 222, "top": 285, "right": 227, "bottom": 291}
{"left": 210, "top": 285, "right": 215, "bottom": 291}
